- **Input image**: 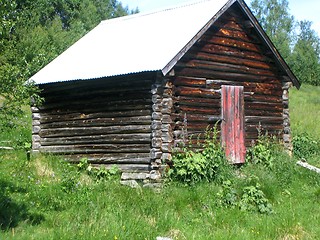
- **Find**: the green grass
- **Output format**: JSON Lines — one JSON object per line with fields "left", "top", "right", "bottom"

{"left": 290, "top": 84, "right": 320, "bottom": 167}
{"left": 0, "top": 84, "right": 319, "bottom": 239}
{"left": 290, "top": 84, "right": 320, "bottom": 138}
{"left": 0, "top": 151, "right": 319, "bottom": 239}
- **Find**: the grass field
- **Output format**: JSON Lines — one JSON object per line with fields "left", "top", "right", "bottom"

{"left": 0, "top": 84, "right": 319, "bottom": 239}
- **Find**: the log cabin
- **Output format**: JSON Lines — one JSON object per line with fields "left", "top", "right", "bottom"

{"left": 30, "top": 0, "right": 300, "bottom": 178}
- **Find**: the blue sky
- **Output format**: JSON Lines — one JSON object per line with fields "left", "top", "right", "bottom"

{"left": 119, "top": 0, "right": 320, "bottom": 36}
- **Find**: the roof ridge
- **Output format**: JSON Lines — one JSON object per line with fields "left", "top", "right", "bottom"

{"left": 100, "top": 0, "right": 214, "bottom": 25}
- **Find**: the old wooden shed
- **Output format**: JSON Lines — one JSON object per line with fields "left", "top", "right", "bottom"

{"left": 30, "top": 0, "right": 300, "bottom": 176}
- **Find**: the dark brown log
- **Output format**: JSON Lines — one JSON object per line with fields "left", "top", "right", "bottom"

{"left": 40, "top": 109, "right": 152, "bottom": 124}
{"left": 193, "top": 43, "right": 274, "bottom": 63}
{"left": 205, "top": 36, "right": 262, "bottom": 53}
{"left": 41, "top": 116, "right": 152, "bottom": 129}
{"left": 66, "top": 153, "right": 151, "bottom": 164}
{"left": 175, "top": 67, "right": 280, "bottom": 83}
{"left": 41, "top": 104, "right": 152, "bottom": 116}
{"left": 174, "top": 86, "right": 219, "bottom": 98}
{"left": 40, "top": 133, "right": 151, "bottom": 146}
{"left": 40, "top": 125, "right": 151, "bottom": 138}
{"left": 40, "top": 143, "right": 151, "bottom": 154}
{"left": 176, "top": 59, "right": 277, "bottom": 77}
{"left": 175, "top": 105, "right": 220, "bottom": 115}
{"left": 43, "top": 90, "right": 152, "bottom": 107}
{"left": 184, "top": 51, "right": 276, "bottom": 71}
{"left": 92, "top": 164, "right": 151, "bottom": 172}
{"left": 173, "top": 77, "right": 207, "bottom": 87}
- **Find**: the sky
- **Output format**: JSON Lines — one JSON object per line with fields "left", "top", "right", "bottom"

{"left": 119, "top": 0, "right": 320, "bottom": 36}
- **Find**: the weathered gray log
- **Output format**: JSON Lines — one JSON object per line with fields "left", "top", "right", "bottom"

{"left": 39, "top": 125, "right": 151, "bottom": 138}
{"left": 0, "top": 146, "right": 14, "bottom": 150}
{"left": 40, "top": 109, "right": 152, "bottom": 124}
{"left": 40, "top": 144, "right": 151, "bottom": 154}
{"left": 40, "top": 133, "right": 151, "bottom": 145}
{"left": 40, "top": 116, "right": 151, "bottom": 129}
{"left": 297, "top": 161, "right": 320, "bottom": 174}
{"left": 91, "top": 164, "right": 150, "bottom": 173}
{"left": 66, "top": 153, "right": 151, "bottom": 164}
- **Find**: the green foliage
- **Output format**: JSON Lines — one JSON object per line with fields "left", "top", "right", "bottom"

{"left": 291, "top": 21, "right": 320, "bottom": 86}
{"left": 246, "top": 134, "right": 276, "bottom": 168}
{"left": 0, "top": 0, "right": 132, "bottom": 128}
{"left": 250, "top": 0, "right": 294, "bottom": 62}
{"left": 217, "top": 179, "right": 273, "bottom": 214}
{"left": 250, "top": 0, "right": 320, "bottom": 86}
{"left": 77, "top": 158, "right": 120, "bottom": 181}
{"left": 293, "top": 133, "right": 319, "bottom": 159}
{"left": 239, "top": 183, "right": 273, "bottom": 214}
{"left": 167, "top": 127, "right": 231, "bottom": 185}
{"left": 216, "top": 180, "right": 238, "bottom": 208}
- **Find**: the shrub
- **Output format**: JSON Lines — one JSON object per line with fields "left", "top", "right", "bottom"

{"left": 246, "top": 135, "right": 277, "bottom": 168}
{"left": 167, "top": 127, "right": 231, "bottom": 185}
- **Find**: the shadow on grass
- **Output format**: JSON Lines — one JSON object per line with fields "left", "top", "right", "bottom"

{"left": 0, "top": 180, "right": 44, "bottom": 230}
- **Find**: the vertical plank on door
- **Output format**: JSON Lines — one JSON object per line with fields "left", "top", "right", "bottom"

{"left": 221, "top": 85, "right": 246, "bottom": 164}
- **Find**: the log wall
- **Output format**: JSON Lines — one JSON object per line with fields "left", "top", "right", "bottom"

{"left": 32, "top": 73, "right": 156, "bottom": 172}
{"left": 171, "top": 4, "right": 290, "bottom": 148}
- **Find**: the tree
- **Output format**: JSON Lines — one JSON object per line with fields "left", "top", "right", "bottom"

{"left": 0, "top": 0, "right": 131, "bottom": 128}
{"left": 291, "top": 21, "right": 320, "bottom": 85}
{"left": 250, "top": 0, "right": 295, "bottom": 63}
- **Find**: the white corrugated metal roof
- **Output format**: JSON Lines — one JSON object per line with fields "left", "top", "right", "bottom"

{"left": 30, "top": 0, "right": 231, "bottom": 84}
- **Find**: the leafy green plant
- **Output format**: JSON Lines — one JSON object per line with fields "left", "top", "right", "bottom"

{"left": 77, "top": 158, "right": 120, "bottom": 181}
{"left": 239, "top": 183, "right": 273, "bottom": 214}
{"left": 293, "top": 132, "right": 319, "bottom": 159}
{"left": 216, "top": 180, "right": 238, "bottom": 208}
{"left": 77, "top": 158, "right": 89, "bottom": 171}
{"left": 168, "top": 127, "right": 231, "bottom": 185}
{"left": 246, "top": 134, "right": 276, "bottom": 168}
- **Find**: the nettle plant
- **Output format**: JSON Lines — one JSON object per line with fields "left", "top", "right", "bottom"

{"left": 77, "top": 158, "right": 120, "bottom": 181}
{"left": 167, "top": 127, "right": 232, "bottom": 185}
{"left": 246, "top": 130, "right": 278, "bottom": 168}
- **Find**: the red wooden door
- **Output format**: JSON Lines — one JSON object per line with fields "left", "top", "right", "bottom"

{"left": 221, "top": 85, "right": 246, "bottom": 164}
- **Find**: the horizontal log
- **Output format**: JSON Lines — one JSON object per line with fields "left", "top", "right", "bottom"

{"left": 173, "top": 76, "right": 207, "bottom": 87}
{"left": 210, "top": 27, "right": 260, "bottom": 45}
{"left": 40, "top": 125, "right": 151, "bottom": 138}
{"left": 214, "top": 18, "right": 243, "bottom": 31}
{"left": 184, "top": 50, "right": 276, "bottom": 71}
{"left": 245, "top": 116, "right": 283, "bottom": 124}
{"left": 175, "top": 67, "right": 281, "bottom": 83}
{"left": 41, "top": 103, "right": 151, "bottom": 116}
{"left": 40, "top": 109, "right": 152, "bottom": 124}
{"left": 193, "top": 43, "right": 274, "bottom": 63}
{"left": 176, "top": 60, "right": 277, "bottom": 77}
{"left": 40, "top": 144, "right": 151, "bottom": 154}
{"left": 174, "top": 95, "right": 220, "bottom": 105}
{"left": 174, "top": 86, "right": 220, "bottom": 98}
{"left": 172, "top": 113, "right": 221, "bottom": 122}
{"left": 206, "top": 36, "right": 261, "bottom": 53}
{"left": 40, "top": 133, "right": 152, "bottom": 146}
{"left": 91, "top": 164, "right": 151, "bottom": 173}
{"left": 175, "top": 105, "right": 220, "bottom": 115}
{"left": 66, "top": 153, "right": 151, "bottom": 164}
{"left": 41, "top": 116, "right": 152, "bottom": 129}
{"left": 205, "top": 79, "right": 282, "bottom": 91}
{"left": 246, "top": 102, "right": 283, "bottom": 111}
{"left": 43, "top": 91, "right": 152, "bottom": 108}
{"left": 244, "top": 110, "right": 283, "bottom": 117}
